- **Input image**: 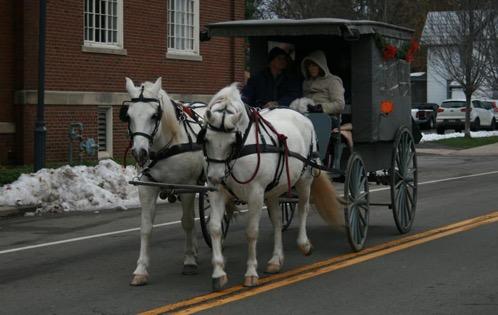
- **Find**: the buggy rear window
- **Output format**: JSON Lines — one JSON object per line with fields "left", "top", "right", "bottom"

{"left": 441, "top": 101, "right": 466, "bottom": 108}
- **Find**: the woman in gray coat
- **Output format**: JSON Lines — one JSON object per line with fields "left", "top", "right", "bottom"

{"left": 301, "top": 50, "right": 345, "bottom": 115}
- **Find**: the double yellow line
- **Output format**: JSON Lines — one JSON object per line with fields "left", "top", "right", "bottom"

{"left": 140, "top": 211, "right": 498, "bottom": 315}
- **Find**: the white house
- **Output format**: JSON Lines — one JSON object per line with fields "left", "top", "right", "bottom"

{"left": 421, "top": 11, "right": 497, "bottom": 105}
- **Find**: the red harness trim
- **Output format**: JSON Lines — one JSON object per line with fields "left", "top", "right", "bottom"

{"left": 230, "top": 110, "right": 261, "bottom": 185}
{"left": 230, "top": 109, "right": 292, "bottom": 196}
{"left": 182, "top": 106, "right": 194, "bottom": 119}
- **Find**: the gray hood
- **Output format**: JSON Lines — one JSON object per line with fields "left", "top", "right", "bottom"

{"left": 301, "top": 50, "right": 331, "bottom": 79}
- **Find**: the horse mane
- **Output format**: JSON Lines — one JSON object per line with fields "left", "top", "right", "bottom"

{"left": 158, "top": 89, "right": 180, "bottom": 141}
{"left": 208, "top": 83, "right": 243, "bottom": 111}
{"left": 140, "top": 81, "right": 180, "bottom": 142}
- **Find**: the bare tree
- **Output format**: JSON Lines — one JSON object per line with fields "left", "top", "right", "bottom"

{"left": 423, "top": 0, "right": 496, "bottom": 137}
{"left": 484, "top": 11, "right": 498, "bottom": 98}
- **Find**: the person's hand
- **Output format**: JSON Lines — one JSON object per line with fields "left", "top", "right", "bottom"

{"left": 307, "top": 104, "right": 323, "bottom": 113}
{"left": 264, "top": 101, "right": 279, "bottom": 109}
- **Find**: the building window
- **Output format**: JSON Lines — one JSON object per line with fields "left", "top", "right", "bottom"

{"left": 84, "top": 0, "right": 123, "bottom": 49}
{"left": 97, "top": 107, "right": 113, "bottom": 159}
{"left": 167, "top": 0, "right": 201, "bottom": 61}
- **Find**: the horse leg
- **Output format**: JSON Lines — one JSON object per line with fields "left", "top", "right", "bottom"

{"left": 244, "top": 193, "right": 264, "bottom": 287}
{"left": 180, "top": 193, "right": 198, "bottom": 275}
{"left": 131, "top": 186, "right": 160, "bottom": 286}
{"left": 208, "top": 191, "right": 228, "bottom": 291}
{"left": 295, "top": 178, "right": 313, "bottom": 256}
{"left": 265, "top": 196, "right": 284, "bottom": 274}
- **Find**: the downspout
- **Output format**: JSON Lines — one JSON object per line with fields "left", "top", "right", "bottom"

{"left": 230, "top": 0, "right": 235, "bottom": 82}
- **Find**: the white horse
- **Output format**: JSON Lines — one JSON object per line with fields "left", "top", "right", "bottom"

{"left": 201, "top": 84, "right": 341, "bottom": 291}
{"left": 122, "top": 77, "right": 206, "bottom": 286}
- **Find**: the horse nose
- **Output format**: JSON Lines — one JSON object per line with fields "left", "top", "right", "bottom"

{"left": 132, "top": 148, "right": 149, "bottom": 167}
{"left": 207, "top": 176, "right": 221, "bottom": 185}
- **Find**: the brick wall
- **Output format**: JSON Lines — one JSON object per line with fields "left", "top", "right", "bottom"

{"left": 11, "top": 0, "right": 245, "bottom": 164}
{"left": 42, "top": 0, "right": 245, "bottom": 93}
{"left": 21, "top": 105, "right": 100, "bottom": 164}
{"left": 0, "top": 0, "right": 16, "bottom": 163}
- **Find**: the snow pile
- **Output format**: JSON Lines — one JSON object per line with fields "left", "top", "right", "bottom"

{"left": 1, "top": 130, "right": 497, "bottom": 214}
{"left": 421, "top": 130, "right": 498, "bottom": 142}
{"left": 0, "top": 160, "right": 139, "bottom": 213}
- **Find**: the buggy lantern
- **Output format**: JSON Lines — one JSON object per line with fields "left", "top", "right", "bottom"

{"left": 380, "top": 100, "right": 394, "bottom": 115}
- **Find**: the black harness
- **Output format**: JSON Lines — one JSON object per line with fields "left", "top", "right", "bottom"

{"left": 120, "top": 86, "right": 164, "bottom": 143}
{"left": 197, "top": 106, "right": 325, "bottom": 193}
{"left": 119, "top": 88, "right": 204, "bottom": 180}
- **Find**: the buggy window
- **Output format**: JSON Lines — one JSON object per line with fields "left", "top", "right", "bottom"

{"left": 441, "top": 101, "right": 465, "bottom": 108}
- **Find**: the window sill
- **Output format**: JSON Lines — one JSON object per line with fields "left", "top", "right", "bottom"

{"left": 166, "top": 52, "right": 203, "bottom": 62}
{"left": 98, "top": 151, "right": 112, "bottom": 159}
{"left": 82, "top": 45, "right": 127, "bottom": 56}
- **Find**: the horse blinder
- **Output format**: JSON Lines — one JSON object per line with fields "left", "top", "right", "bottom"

{"left": 119, "top": 103, "right": 130, "bottom": 122}
{"left": 196, "top": 127, "right": 207, "bottom": 145}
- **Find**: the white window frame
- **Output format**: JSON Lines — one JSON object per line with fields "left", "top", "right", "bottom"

{"left": 97, "top": 106, "right": 113, "bottom": 159}
{"left": 166, "top": 0, "right": 202, "bottom": 61}
{"left": 83, "top": 0, "right": 125, "bottom": 54}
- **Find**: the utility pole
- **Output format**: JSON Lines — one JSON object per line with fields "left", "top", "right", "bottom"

{"left": 34, "top": 0, "right": 46, "bottom": 171}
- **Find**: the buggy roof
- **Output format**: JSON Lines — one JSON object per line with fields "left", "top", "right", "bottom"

{"left": 206, "top": 18, "right": 414, "bottom": 40}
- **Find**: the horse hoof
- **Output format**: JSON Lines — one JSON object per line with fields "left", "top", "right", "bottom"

{"left": 182, "top": 264, "right": 198, "bottom": 275}
{"left": 243, "top": 276, "right": 259, "bottom": 287}
{"left": 265, "top": 263, "right": 281, "bottom": 274}
{"left": 212, "top": 275, "right": 228, "bottom": 292}
{"left": 299, "top": 243, "right": 313, "bottom": 256}
{"left": 130, "top": 274, "right": 148, "bottom": 286}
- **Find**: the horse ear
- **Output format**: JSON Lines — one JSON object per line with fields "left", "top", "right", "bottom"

{"left": 230, "top": 112, "right": 242, "bottom": 125}
{"left": 125, "top": 77, "right": 138, "bottom": 97}
{"left": 205, "top": 109, "right": 212, "bottom": 122}
{"left": 151, "top": 77, "right": 162, "bottom": 95}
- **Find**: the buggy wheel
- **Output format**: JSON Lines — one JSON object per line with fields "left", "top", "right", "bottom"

{"left": 198, "top": 191, "right": 231, "bottom": 248}
{"left": 391, "top": 127, "right": 418, "bottom": 234}
{"left": 344, "top": 152, "right": 369, "bottom": 252}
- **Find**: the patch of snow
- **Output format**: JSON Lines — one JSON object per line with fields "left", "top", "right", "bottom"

{"left": 0, "top": 160, "right": 140, "bottom": 214}
{"left": 420, "top": 130, "right": 498, "bottom": 142}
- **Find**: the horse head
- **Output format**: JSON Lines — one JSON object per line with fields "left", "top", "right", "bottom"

{"left": 202, "top": 84, "right": 245, "bottom": 185}
{"left": 122, "top": 77, "right": 164, "bottom": 167}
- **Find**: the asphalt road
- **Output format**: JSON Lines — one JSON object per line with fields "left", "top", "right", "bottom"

{"left": 1, "top": 153, "right": 497, "bottom": 315}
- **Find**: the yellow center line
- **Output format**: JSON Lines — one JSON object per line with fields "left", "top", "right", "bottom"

{"left": 139, "top": 211, "right": 498, "bottom": 315}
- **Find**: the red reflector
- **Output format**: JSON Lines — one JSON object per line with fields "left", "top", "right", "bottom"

{"left": 460, "top": 108, "right": 472, "bottom": 112}
{"left": 437, "top": 108, "right": 444, "bottom": 112}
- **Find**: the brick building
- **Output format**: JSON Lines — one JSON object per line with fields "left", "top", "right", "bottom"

{"left": 0, "top": 0, "right": 245, "bottom": 165}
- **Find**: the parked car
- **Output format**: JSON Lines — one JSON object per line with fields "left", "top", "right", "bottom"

{"left": 436, "top": 99, "right": 496, "bottom": 134}
{"left": 482, "top": 100, "right": 498, "bottom": 128}
{"left": 411, "top": 102, "right": 439, "bottom": 129}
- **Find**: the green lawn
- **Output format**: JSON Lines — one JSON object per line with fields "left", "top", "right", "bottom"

{"left": 434, "top": 136, "right": 498, "bottom": 149}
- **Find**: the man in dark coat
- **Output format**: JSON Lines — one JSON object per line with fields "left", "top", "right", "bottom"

{"left": 242, "top": 47, "right": 301, "bottom": 108}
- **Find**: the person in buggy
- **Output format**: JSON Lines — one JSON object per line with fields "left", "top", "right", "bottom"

{"left": 241, "top": 46, "right": 301, "bottom": 109}
{"left": 295, "top": 50, "right": 345, "bottom": 116}
{"left": 291, "top": 50, "right": 351, "bottom": 149}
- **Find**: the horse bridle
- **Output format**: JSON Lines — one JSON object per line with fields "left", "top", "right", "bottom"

{"left": 120, "top": 85, "right": 163, "bottom": 144}
{"left": 196, "top": 107, "right": 245, "bottom": 167}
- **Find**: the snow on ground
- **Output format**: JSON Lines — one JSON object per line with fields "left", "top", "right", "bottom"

{"left": 0, "top": 160, "right": 140, "bottom": 213}
{"left": 420, "top": 130, "right": 498, "bottom": 142}
{"left": 1, "top": 130, "right": 497, "bottom": 214}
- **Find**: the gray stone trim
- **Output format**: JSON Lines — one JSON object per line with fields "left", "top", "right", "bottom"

{"left": 166, "top": 52, "right": 203, "bottom": 62}
{"left": 0, "top": 122, "right": 15, "bottom": 134}
{"left": 81, "top": 45, "right": 128, "bottom": 55}
{"left": 15, "top": 90, "right": 213, "bottom": 105}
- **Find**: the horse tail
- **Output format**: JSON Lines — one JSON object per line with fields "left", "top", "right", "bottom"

{"left": 311, "top": 172, "right": 343, "bottom": 227}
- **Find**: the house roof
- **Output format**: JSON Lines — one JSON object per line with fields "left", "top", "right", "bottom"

{"left": 422, "top": 10, "right": 498, "bottom": 45}
{"left": 206, "top": 18, "right": 414, "bottom": 40}
{"left": 421, "top": 11, "right": 459, "bottom": 45}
